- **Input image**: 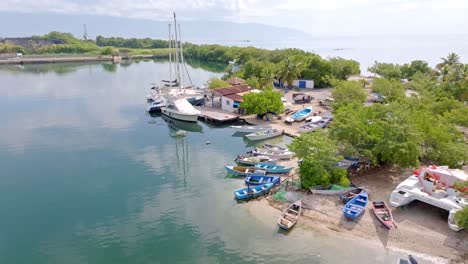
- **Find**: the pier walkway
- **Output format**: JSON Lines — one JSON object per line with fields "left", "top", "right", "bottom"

{"left": 196, "top": 106, "right": 239, "bottom": 123}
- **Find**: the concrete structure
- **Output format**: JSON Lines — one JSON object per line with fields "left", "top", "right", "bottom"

{"left": 292, "top": 79, "right": 314, "bottom": 89}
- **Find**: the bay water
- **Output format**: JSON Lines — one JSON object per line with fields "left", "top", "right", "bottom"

{"left": 0, "top": 60, "right": 439, "bottom": 263}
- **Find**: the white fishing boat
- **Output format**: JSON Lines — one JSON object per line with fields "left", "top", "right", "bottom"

{"left": 250, "top": 148, "right": 294, "bottom": 160}
{"left": 161, "top": 98, "right": 200, "bottom": 122}
{"left": 298, "top": 117, "right": 331, "bottom": 133}
{"left": 245, "top": 129, "right": 283, "bottom": 141}
{"left": 230, "top": 125, "right": 272, "bottom": 133}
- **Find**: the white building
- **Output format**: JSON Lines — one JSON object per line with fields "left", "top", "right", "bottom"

{"left": 213, "top": 85, "right": 252, "bottom": 113}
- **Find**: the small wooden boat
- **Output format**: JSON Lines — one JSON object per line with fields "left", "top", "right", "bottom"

{"left": 234, "top": 182, "right": 275, "bottom": 201}
{"left": 254, "top": 163, "right": 292, "bottom": 174}
{"left": 298, "top": 118, "right": 331, "bottom": 133}
{"left": 262, "top": 143, "right": 288, "bottom": 152}
{"left": 343, "top": 191, "right": 368, "bottom": 220}
{"left": 245, "top": 129, "right": 283, "bottom": 141}
{"left": 339, "top": 188, "right": 364, "bottom": 204}
{"left": 225, "top": 165, "right": 266, "bottom": 177}
{"left": 290, "top": 106, "right": 313, "bottom": 121}
{"left": 245, "top": 175, "right": 280, "bottom": 186}
{"left": 250, "top": 148, "right": 294, "bottom": 160}
{"left": 371, "top": 201, "right": 395, "bottom": 229}
{"left": 231, "top": 125, "right": 272, "bottom": 133}
{"left": 277, "top": 200, "right": 302, "bottom": 230}
{"left": 234, "top": 155, "right": 278, "bottom": 166}
{"left": 305, "top": 115, "right": 322, "bottom": 122}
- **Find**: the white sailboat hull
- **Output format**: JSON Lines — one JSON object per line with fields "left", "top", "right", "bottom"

{"left": 161, "top": 107, "right": 199, "bottom": 122}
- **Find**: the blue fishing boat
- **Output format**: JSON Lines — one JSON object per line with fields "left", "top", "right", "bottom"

{"left": 234, "top": 183, "right": 275, "bottom": 201}
{"left": 291, "top": 106, "right": 313, "bottom": 121}
{"left": 343, "top": 191, "right": 368, "bottom": 220}
{"left": 245, "top": 175, "right": 280, "bottom": 186}
{"left": 225, "top": 165, "right": 266, "bottom": 177}
{"left": 254, "top": 163, "right": 292, "bottom": 174}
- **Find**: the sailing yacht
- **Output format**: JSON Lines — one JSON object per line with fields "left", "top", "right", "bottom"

{"left": 161, "top": 12, "right": 201, "bottom": 123}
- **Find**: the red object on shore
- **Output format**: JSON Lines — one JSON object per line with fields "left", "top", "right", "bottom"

{"left": 371, "top": 201, "right": 395, "bottom": 229}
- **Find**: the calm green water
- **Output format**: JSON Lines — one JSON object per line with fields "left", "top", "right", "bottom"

{"left": 0, "top": 61, "right": 429, "bottom": 264}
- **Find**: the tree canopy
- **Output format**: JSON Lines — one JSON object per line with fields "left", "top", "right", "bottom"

{"left": 241, "top": 89, "right": 284, "bottom": 115}
{"left": 288, "top": 131, "right": 349, "bottom": 188}
{"left": 331, "top": 80, "right": 368, "bottom": 108}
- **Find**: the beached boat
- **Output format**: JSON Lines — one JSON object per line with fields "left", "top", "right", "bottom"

{"left": 234, "top": 155, "right": 278, "bottom": 166}
{"left": 262, "top": 143, "right": 289, "bottom": 152}
{"left": 343, "top": 191, "right": 368, "bottom": 220}
{"left": 250, "top": 148, "right": 294, "bottom": 160}
{"left": 298, "top": 118, "right": 331, "bottom": 133}
{"left": 309, "top": 186, "right": 359, "bottom": 196}
{"left": 234, "top": 182, "right": 275, "bottom": 201}
{"left": 161, "top": 98, "right": 201, "bottom": 122}
{"left": 254, "top": 163, "right": 292, "bottom": 174}
{"left": 277, "top": 200, "right": 302, "bottom": 230}
{"left": 245, "top": 129, "right": 283, "bottom": 141}
{"left": 371, "top": 201, "right": 395, "bottom": 229}
{"left": 231, "top": 125, "right": 272, "bottom": 133}
{"left": 244, "top": 175, "right": 280, "bottom": 186}
{"left": 225, "top": 165, "right": 266, "bottom": 177}
{"left": 339, "top": 188, "right": 364, "bottom": 204}
{"left": 290, "top": 106, "right": 313, "bottom": 121}
{"left": 305, "top": 115, "right": 322, "bottom": 122}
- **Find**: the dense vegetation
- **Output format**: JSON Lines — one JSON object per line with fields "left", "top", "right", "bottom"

{"left": 241, "top": 88, "right": 284, "bottom": 115}
{"left": 289, "top": 131, "right": 349, "bottom": 188}
{"left": 289, "top": 53, "right": 467, "bottom": 191}
{"left": 96, "top": 36, "right": 168, "bottom": 49}
{"left": 207, "top": 77, "right": 230, "bottom": 89}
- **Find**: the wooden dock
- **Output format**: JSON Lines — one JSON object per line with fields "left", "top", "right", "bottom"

{"left": 196, "top": 107, "right": 239, "bottom": 123}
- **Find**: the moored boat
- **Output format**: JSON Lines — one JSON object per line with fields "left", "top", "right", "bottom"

{"left": 254, "top": 162, "right": 292, "bottom": 174}
{"left": 298, "top": 118, "right": 331, "bottom": 133}
{"left": 262, "top": 143, "right": 289, "bottom": 152}
{"left": 234, "top": 155, "right": 278, "bottom": 166}
{"left": 244, "top": 175, "right": 280, "bottom": 186}
{"left": 277, "top": 200, "right": 302, "bottom": 230}
{"left": 250, "top": 148, "right": 294, "bottom": 160}
{"left": 290, "top": 106, "right": 313, "bottom": 121}
{"left": 161, "top": 98, "right": 200, "bottom": 122}
{"left": 339, "top": 187, "right": 364, "bottom": 204}
{"left": 343, "top": 191, "right": 368, "bottom": 220}
{"left": 231, "top": 125, "right": 272, "bottom": 133}
{"left": 245, "top": 129, "right": 283, "bottom": 141}
{"left": 224, "top": 165, "right": 266, "bottom": 177}
{"left": 371, "top": 201, "right": 395, "bottom": 229}
{"left": 234, "top": 182, "right": 275, "bottom": 201}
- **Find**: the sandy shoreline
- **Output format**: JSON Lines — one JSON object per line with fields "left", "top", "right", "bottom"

{"left": 252, "top": 161, "right": 468, "bottom": 263}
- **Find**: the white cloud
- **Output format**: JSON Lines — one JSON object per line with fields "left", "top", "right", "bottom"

{"left": 0, "top": 0, "right": 467, "bottom": 34}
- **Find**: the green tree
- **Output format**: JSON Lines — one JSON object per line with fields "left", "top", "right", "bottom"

{"left": 331, "top": 80, "right": 367, "bottom": 109}
{"left": 401, "top": 60, "right": 431, "bottom": 80}
{"left": 208, "top": 78, "right": 230, "bottom": 89}
{"left": 288, "top": 131, "right": 349, "bottom": 188}
{"left": 437, "top": 53, "right": 461, "bottom": 69}
{"left": 246, "top": 76, "right": 260, "bottom": 89}
{"left": 368, "top": 62, "right": 402, "bottom": 79}
{"left": 100, "top": 46, "right": 117, "bottom": 55}
{"left": 329, "top": 57, "right": 360, "bottom": 80}
{"left": 278, "top": 57, "right": 302, "bottom": 88}
{"left": 455, "top": 208, "right": 468, "bottom": 229}
{"left": 372, "top": 78, "right": 405, "bottom": 102}
{"left": 241, "top": 89, "right": 284, "bottom": 114}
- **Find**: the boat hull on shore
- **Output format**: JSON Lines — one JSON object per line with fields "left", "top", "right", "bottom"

{"left": 234, "top": 183, "right": 274, "bottom": 201}
{"left": 343, "top": 191, "right": 368, "bottom": 220}
{"left": 234, "top": 155, "right": 278, "bottom": 166}
{"left": 244, "top": 175, "right": 280, "bottom": 186}
{"left": 225, "top": 165, "right": 266, "bottom": 177}
{"left": 245, "top": 129, "right": 283, "bottom": 141}
{"left": 371, "top": 201, "right": 394, "bottom": 229}
{"left": 231, "top": 125, "right": 272, "bottom": 133}
{"left": 277, "top": 200, "right": 302, "bottom": 230}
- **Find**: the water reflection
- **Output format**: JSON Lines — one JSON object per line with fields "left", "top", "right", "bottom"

{"left": 161, "top": 114, "right": 203, "bottom": 133}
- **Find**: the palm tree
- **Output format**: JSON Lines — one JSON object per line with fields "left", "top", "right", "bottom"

{"left": 278, "top": 58, "right": 302, "bottom": 88}
{"left": 437, "top": 52, "right": 461, "bottom": 69}
{"left": 259, "top": 66, "right": 277, "bottom": 89}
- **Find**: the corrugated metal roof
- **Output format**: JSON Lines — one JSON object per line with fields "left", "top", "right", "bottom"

{"left": 213, "top": 85, "right": 251, "bottom": 96}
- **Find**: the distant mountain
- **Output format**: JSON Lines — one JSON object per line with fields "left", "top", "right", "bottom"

{"left": 0, "top": 12, "right": 308, "bottom": 42}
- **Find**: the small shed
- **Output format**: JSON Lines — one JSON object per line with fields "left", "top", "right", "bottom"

{"left": 293, "top": 79, "right": 314, "bottom": 89}
{"left": 213, "top": 85, "right": 251, "bottom": 113}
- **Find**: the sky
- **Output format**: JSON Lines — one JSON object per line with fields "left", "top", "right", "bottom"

{"left": 0, "top": 0, "right": 467, "bottom": 35}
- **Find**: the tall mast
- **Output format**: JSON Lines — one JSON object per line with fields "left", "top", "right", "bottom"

{"left": 178, "top": 23, "right": 185, "bottom": 93}
{"left": 173, "top": 12, "right": 181, "bottom": 92}
{"left": 168, "top": 24, "right": 172, "bottom": 87}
